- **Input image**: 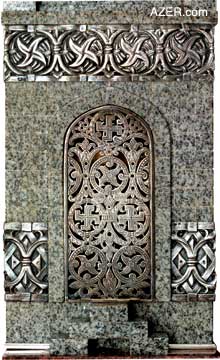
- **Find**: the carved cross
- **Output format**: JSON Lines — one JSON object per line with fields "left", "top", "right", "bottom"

{"left": 118, "top": 205, "right": 144, "bottom": 231}
{"left": 75, "top": 204, "right": 100, "bottom": 231}
{"left": 96, "top": 115, "right": 123, "bottom": 141}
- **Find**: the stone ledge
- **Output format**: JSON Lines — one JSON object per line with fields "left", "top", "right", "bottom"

{"left": 1, "top": 11, "right": 218, "bottom": 25}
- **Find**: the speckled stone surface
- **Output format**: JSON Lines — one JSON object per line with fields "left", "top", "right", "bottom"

{"left": 3, "top": 1, "right": 36, "bottom": 11}
{"left": 3, "top": 0, "right": 216, "bottom": 355}
{"left": 1, "top": 0, "right": 217, "bottom": 25}
{"left": 50, "top": 338, "right": 88, "bottom": 356}
{"left": 130, "top": 333, "right": 169, "bottom": 356}
{"left": 44, "top": 82, "right": 171, "bottom": 302}
{"left": 6, "top": 302, "right": 213, "bottom": 353}
{"left": 3, "top": 0, "right": 216, "bottom": 13}
{"left": 5, "top": 80, "right": 214, "bottom": 306}
{"left": 6, "top": 303, "right": 50, "bottom": 343}
{"left": 129, "top": 302, "right": 213, "bottom": 344}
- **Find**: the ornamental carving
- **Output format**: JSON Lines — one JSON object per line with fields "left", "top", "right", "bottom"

{"left": 4, "top": 25, "right": 214, "bottom": 81}
{"left": 4, "top": 223, "right": 48, "bottom": 302}
{"left": 172, "top": 222, "right": 216, "bottom": 301}
{"left": 64, "top": 105, "right": 154, "bottom": 300}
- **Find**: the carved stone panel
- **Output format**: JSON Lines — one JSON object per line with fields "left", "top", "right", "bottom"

{"left": 172, "top": 222, "right": 216, "bottom": 301}
{"left": 4, "top": 222, "right": 48, "bottom": 302}
{"left": 4, "top": 25, "right": 214, "bottom": 82}
{"left": 64, "top": 105, "right": 154, "bottom": 300}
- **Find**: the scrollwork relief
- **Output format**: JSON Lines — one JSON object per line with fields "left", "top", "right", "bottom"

{"left": 4, "top": 25, "right": 214, "bottom": 81}
{"left": 64, "top": 105, "right": 154, "bottom": 300}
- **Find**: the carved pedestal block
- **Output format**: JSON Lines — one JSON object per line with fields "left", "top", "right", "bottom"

{"left": 172, "top": 222, "right": 216, "bottom": 301}
{"left": 4, "top": 222, "right": 48, "bottom": 302}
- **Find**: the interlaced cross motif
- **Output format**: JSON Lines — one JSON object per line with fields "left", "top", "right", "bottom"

{"left": 96, "top": 115, "right": 123, "bottom": 142}
{"left": 118, "top": 205, "right": 144, "bottom": 231}
{"left": 75, "top": 204, "right": 100, "bottom": 231}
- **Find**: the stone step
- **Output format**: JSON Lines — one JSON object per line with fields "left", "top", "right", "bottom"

{"left": 50, "top": 303, "right": 128, "bottom": 336}
{"left": 130, "top": 332, "right": 169, "bottom": 356}
{"left": 51, "top": 319, "right": 148, "bottom": 339}
{"left": 50, "top": 331, "right": 168, "bottom": 356}
{"left": 50, "top": 338, "right": 88, "bottom": 356}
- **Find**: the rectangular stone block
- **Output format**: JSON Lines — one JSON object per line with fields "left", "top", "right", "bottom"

{"left": 130, "top": 333, "right": 169, "bottom": 356}
{"left": 67, "top": 321, "right": 148, "bottom": 339}
{"left": 50, "top": 303, "right": 93, "bottom": 336}
{"left": 130, "top": 321, "right": 148, "bottom": 344}
{"left": 50, "top": 338, "right": 88, "bottom": 356}
{"left": 172, "top": 207, "right": 197, "bottom": 222}
{"left": 68, "top": 322, "right": 127, "bottom": 339}
{"left": 154, "top": 207, "right": 171, "bottom": 301}
{"left": 173, "top": 167, "right": 196, "bottom": 188}
{"left": 3, "top": 1, "right": 36, "bottom": 11}
{"left": 173, "top": 189, "right": 196, "bottom": 208}
{"left": 6, "top": 303, "right": 50, "bottom": 343}
{"left": 88, "top": 338, "right": 130, "bottom": 356}
{"left": 89, "top": 304, "right": 128, "bottom": 322}
{"left": 196, "top": 207, "right": 214, "bottom": 222}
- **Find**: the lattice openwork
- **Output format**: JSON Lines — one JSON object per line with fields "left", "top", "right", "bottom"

{"left": 64, "top": 105, "right": 154, "bottom": 300}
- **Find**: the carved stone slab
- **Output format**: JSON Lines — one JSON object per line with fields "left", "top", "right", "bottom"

{"left": 4, "top": 25, "right": 214, "bottom": 82}
{"left": 4, "top": 222, "right": 48, "bottom": 302}
{"left": 172, "top": 222, "right": 216, "bottom": 301}
{"left": 64, "top": 105, "right": 154, "bottom": 300}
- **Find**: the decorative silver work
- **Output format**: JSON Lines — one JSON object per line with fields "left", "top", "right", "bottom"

{"left": 4, "top": 25, "right": 214, "bottom": 81}
{"left": 64, "top": 105, "right": 154, "bottom": 300}
{"left": 4, "top": 222, "right": 48, "bottom": 301}
{"left": 172, "top": 222, "right": 216, "bottom": 301}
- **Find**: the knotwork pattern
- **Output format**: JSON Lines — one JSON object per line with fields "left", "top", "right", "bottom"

{"left": 4, "top": 25, "right": 214, "bottom": 81}
{"left": 4, "top": 223, "right": 48, "bottom": 302}
{"left": 172, "top": 222, "right": 216, "bottom": 301}
{"left": 64, "top": 105, "right": 153, "bottom": 299}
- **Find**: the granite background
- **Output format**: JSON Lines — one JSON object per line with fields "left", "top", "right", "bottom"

{"left": 5, "top": 80, "right": 214, "bottom": 347}
{"left": 2, "top": 1, "right": 217, "bottom": 25}
{"left": 3, "top": 0, "right": 216, "bottom": 353}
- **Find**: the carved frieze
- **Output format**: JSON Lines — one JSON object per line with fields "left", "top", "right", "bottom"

{"left": 4, "top": 25, "right": 214, "bottom": 81}
{"left": 64, "top": 105, "right": 154, "bottom": 300}
{"left": 4, "top": 222, "right": 48, "bottom": 301}
{"left": 172, "top": 222, "right": 216, "bottom": 301}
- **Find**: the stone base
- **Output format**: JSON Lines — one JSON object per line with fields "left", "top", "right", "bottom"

{"left": 50, "top": 320, "right": 165, "bottom": 356}
{"left": 3, "top": 353, "right": 220, "bottom": 360}
{"left": 46, "top": 303, "right": 169, "bottom": 356}
{"left": 5, "top": 303, "right": 218, "bottom": 357}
